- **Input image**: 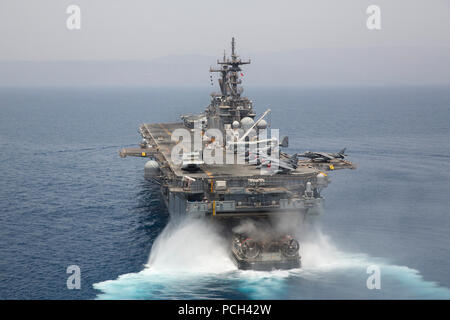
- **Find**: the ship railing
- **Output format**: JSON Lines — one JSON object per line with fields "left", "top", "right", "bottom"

{"left": 235, "top": 200, "right": 279, "bottom": 208}
{"left": 221, "top": 176, "right": 307, "bottom": 189}
{"left": 186, "top": 180, "right": 204, "bottom": 192}
{"left": 186, "top": 202, "right": 209, "bottom": 216}
{"left": 178, "top": 179, "right": 204, "bottom": 193}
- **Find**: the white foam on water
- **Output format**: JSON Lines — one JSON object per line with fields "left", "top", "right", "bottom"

{"left": 299, "top": 228, "right": 370, "bottom": 271}
{"left": 290, "top": 227, "right": 450, "bottom": 299}
{"left": 145, "top": 217, "right": 235, "bottom": 274}
{"left": 94, "top": 217, "right": 450, "bottom": 299}
{"left": 94, "top": 217, "right": 237, "bottom": 299}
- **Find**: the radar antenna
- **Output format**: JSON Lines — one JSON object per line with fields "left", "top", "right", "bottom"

{"left": 206, "top": 37, "right": 255, "bottom": 131}
{"left": 209, "top": 37, "right": 251, "bottom": 99}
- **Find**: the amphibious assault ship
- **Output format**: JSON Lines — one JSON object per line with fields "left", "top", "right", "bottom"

{"left": 119, "top": 38, "right": 355, "bottom": 270}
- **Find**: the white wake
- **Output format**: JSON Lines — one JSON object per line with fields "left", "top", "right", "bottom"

{"left": 94, "top": 217, "right": 450, "bottom": 299}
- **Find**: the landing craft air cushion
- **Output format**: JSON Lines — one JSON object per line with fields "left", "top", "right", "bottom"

{"left": 119, "top": 38, "right": 355, "bottom": 270}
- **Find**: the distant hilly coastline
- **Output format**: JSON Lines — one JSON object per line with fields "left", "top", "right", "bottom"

{"left": 1, "top": 46, "right": 449, "bottom": 87}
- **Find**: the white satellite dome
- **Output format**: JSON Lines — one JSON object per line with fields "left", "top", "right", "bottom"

{"left": 257, "top": 119, "right": 268, "bottom": 129}
{"left": 240, "top": 117, "right": 254, "bottom": 130}
{"left": 144, "top": 160, "right": 159, "bottom": 177}
{"left": 232, "top": 120, "right": 240, "bottom": 129}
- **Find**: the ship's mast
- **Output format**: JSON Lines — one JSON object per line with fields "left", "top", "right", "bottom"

{"left": 206, "top": 38, "right": 255, "bottom": 132}
{"left": 210, "top": 37, "right": 251, "bottom": 100}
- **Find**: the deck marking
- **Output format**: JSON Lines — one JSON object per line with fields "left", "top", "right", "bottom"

{"left": 204, "top": 169, "right": 213, "bottom": 177}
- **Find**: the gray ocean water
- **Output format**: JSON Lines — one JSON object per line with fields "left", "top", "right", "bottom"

{"left": 0, "top": 86, "right": 449, "bottom": 299}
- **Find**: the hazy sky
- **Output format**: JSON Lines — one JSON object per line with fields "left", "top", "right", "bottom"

{"left": 1, "top": 0, "right": 449, "bottom": 61}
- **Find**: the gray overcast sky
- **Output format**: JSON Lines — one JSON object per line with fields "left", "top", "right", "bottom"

{"left": 1, "top": 0, "right": 450, "bottom": 61}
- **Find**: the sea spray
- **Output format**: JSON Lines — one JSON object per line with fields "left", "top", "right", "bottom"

{"left": 94, "top": 215, "right": 450, "bottom": 299}
{"left": 297, "top": 226, "right": 352, "bottom": 270}
{"left": 146, "top": 217, "right": 235, "bottom": 273}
